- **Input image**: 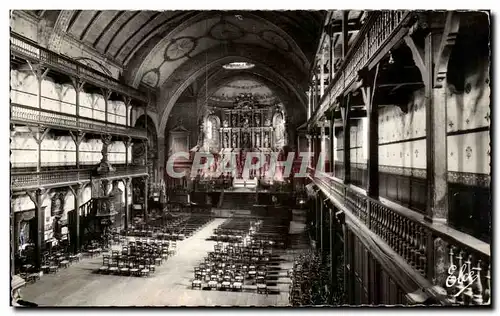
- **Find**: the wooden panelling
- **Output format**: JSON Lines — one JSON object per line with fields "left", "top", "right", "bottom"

{"left": 346, "top": 226, "right": 408, "bottom": 306}
{"left": 448, "top": 183, "right": 491, "bottom": 243}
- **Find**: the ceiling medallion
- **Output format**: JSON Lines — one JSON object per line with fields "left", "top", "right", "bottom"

{"left": 223, "top": 62, "right": 255, "bottom": 70}
{"left": 164, "top": 37, "right": 196, "bottom": 61}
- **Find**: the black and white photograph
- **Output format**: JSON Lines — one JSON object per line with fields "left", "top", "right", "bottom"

{"left": 7, "top": 8, "right": 492, "bottom": 308}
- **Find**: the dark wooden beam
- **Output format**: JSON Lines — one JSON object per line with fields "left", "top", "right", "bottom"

{"left": 342, "top": 11, "right": 349, "bottom": 59}
{"left": 333, "top": 109, "right": 366, "bottom": 119}
{"left": 325, "top": 21, "right": 362, "bottom": 34}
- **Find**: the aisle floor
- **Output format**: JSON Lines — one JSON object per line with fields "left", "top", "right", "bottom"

{"left": 21, "top": 218, "right": 293, "bottom": 307}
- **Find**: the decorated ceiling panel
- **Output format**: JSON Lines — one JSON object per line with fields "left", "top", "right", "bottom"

{"left": 208, "top": 79, "right": 277, "bottom": 105}
{"left": 135, "top": 14, "right": 309, "bottom": 89}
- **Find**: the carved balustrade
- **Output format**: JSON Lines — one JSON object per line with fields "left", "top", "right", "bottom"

{"left": 310, "top": 169, "right": 490, "bottom": 305}
{"left": 11, "top": 164, "right": 148, "bottom": 191}
{"left": 10, "top": 32, "right": 149, "bottom": 103}
{"left": 11, "top": 104, "right": 147, "bottom": 139}
{"left": 310, "top": 11, "right": 411, "bottom": 125}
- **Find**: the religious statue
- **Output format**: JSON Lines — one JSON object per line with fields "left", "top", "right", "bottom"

{"left": 255, "top": 115, "right": 261, "bottom": 126}
{"left": 243, "top": 115, "right": 250, "bottom": 128}
{"left": 224, "top": 134, "right": 229, "bottom": 148}
{"left": 264, "top": 134, "right": 270, "bottom": 147}
{"left": 264, "top": 118, "right": 271, "bottom": 126}
{"left": 255, "top": 133, "right": 261, "bottom": 147}
{"left": 52, "top": 216, "right": 62, "bottom": 241}
{"left": 231, "top": 115, "right": 237, "bottom": 127}
{"left": 243, "top": 133, "right": 250, "bottom": 147}
{"left": 232, "top": 133, "right": 238, "bottom": 148}
{"left": 223, "top": 119, "right": 229, "bottom": 127}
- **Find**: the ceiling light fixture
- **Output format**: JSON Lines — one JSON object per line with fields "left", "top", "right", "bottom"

{"left": 223, "top": 62, "right": 255, "bottom": 70}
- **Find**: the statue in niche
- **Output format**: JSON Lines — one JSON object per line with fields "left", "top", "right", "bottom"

{"left": 224, "top": 134, "right": 229, "bottom": 148}
{"left": 243, "top": 115, "right": 250, "bottom": 128}
{"left": 255, "top": 133, "right": 261, "bottom": 147}
{"left": 52, "top": 216, "right": 62, "bottom": 241}
{"left": 19, "top": 222, "right": 28, "bottom": 248}
{"left": 231, "top": 115, "right": 237, "bottom": 127}
{"left": 223, "top": 119, "right": 229, "bottom": 128}
{"left": 243, "top": 133, "right": 250, "bottom": 147}
{"left": 232, "top": 133, "right": 238, "bottom": 148}
{"left": 264, "top": 134, "right": 270, "bottom": 147}
{"left": 255, "top": 115, "right": 261, "bottom": 126}
{"left": 264, "top": 118, "right": 271, "bottom": 127}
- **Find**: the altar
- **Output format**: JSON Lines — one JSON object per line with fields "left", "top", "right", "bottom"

{"left": 196, "top": 93, "right": 287, "bottom": 183}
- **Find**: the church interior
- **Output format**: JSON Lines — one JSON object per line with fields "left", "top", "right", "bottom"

{"left": 9, "top": 10, "right": 491, "bottom": 307}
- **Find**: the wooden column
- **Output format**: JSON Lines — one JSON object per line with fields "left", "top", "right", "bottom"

{"left": 342, "top": 10, "right": 349, "bottom": 59}
{"left": 29, "top": 127, "right": 50, "bottom": 173}
{"left": 101, "top": 89, "right": 112, "bottom": 125}
{"left": 122, "top": 96, "right": 132, "bottom": 127}
{"left": 68, "top": 183, "right": 84, "bottom": 254}
{"left": 329, "top": 208, "right": 334, "bottom": 294}
{"left": 424, "top": 35, "right": 449, "bottom": 224}
{"left": 71, "top": 78, "right": 85, "bottom": 124}
{"left": 320, "top": 198, "right": 324, "bottom": 253}
{"left": 340, "top": 98, "right": 351, "bottom": 183}
{"left": 315, "top": 195, "right": 320, "bottom": 245}
{"left": 406, "top": 12, "right": 459, "bottom": 284}
{"left": 330, "top": 109, "right": 335, "bottom": 175}
{"left": 27, "top": 188, "right": 49, "bottom": 270}
{"left": 342, "top": 222, "right": 349, "bottom": 304}
{"left": 320, "top": 48, "right": 325, "bottom": 97}
{"left": 330, "top": 31, "right": 335, "bottom": 81}
{"left": 70, "top": 77, "right": 85, "bottom": 169}
{"left": 27, "top": 61, "right": 48, "bottom": 110}
{"left": 313, "top": 75, "right": 318, "bottom": 111}
{"left": 124, "top": 177, "right": 131, "bottom": 230}
{"left": 307, "top": 88, "right": 312, "bottom": 119}
{"left": 69, "top": 131, "right": 85, "bottom": 169}
{"left": 361, "top": 65, "right": 380, "bottom": 198}
{"left": 129, "top": 105, "right": 134, "bottom": 127}
{"left": 143, "top": 176, "right": 149, "bottom": 221}
{"left": 124, "top": 137, "right": 131, "bottom": 167}
{"left": 144, "top": 106, "right": 150, "bottom": 183}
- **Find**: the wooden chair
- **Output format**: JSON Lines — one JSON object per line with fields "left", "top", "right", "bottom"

{"left": 99, "top": 257, "right": 110, "bottom": 274}
{"left": 130, "top": 262, "right": 140, "bottom": 277}
{"left": 140, "top": 260, "right": 150, "bottom": 277}
{"left": 232, "top": 278, "right": 243, "bottom": 291}
{"left": 108, "top": 260, "right": 119, "bottom": 274}
{"left": 120, "top": 260, "right": 130, "bottom": 275}
{"left": 148, "top": 259, "right": 156, "bottom": 274}
{"left": 192, "top": 279, "right": 202, "bottom": 289}
{"left": 256, "top": 276, "right": 268, "bottom": 295}
{"left": 208, "top": 275, "right": 218, "bottom": 290}
{"left": 220, "top": 280, "right": 231, "bottom": 291}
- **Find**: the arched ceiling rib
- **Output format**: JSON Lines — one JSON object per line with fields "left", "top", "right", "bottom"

{"left": 129, "top": 12, "right": 314, "bottom": 88}
{"left": 195, "top": 72, "right": 306, "bottom": 126}
{"left": 157, "top": 42, "right": 308, "bottom": 134}
{"left": 196, "top": 69, "right": 302, "bottom": 114}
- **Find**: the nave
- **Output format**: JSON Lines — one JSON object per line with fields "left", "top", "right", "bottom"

{"left": 20, "top": 213, "right": 309, "bottom": 306}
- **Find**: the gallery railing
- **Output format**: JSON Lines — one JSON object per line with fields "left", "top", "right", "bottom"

{"left": 310, "top": 11, "right": 411, "bottom": 125}
{"left": 309, "top": 168, "right": 491, "bottom": 306}
{"left": 10, "top": 32, "right": 149, "bottom": 103}
{"left": 11, "top": 164, "right": 148, "bottom": 190}
{"left": 11, "top": 104, "right": 147, "bottom": 139}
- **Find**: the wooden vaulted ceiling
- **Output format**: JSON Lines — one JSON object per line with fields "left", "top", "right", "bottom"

{"left": 27, "top": 10, "right": 325, "bottom": 68}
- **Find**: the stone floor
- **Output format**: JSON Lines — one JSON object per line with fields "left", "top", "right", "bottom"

{"left": 20, "top": 217, "right": 302, "bottom": 307}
